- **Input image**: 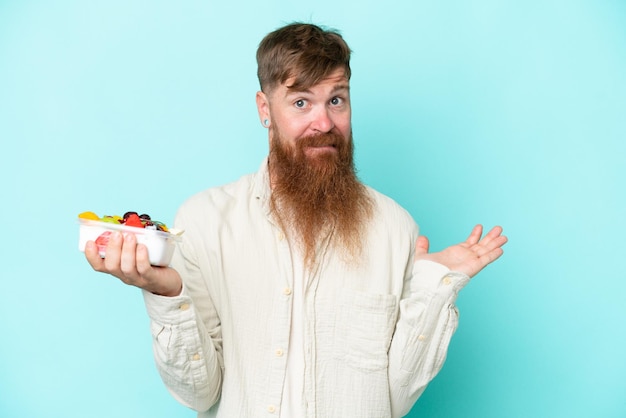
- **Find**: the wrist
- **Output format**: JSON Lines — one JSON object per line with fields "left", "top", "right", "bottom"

{"left": 151, "top": 282, "right": 183, "bottom": 297}
{"left": 147, "top": 269, "right": 183, "bottom": 297}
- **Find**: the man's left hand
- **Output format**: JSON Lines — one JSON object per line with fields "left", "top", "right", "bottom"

{"left": 415, "top": 225, "right": 507, "bottom": 278}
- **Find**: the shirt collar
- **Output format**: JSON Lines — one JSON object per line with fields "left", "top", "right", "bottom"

{"left": 252, "top": 156, "right": 272, "bottom": 215}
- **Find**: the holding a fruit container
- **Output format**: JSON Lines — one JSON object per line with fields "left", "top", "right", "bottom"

{"left": 78, "top": 211, "right": 182, "bottom": 267}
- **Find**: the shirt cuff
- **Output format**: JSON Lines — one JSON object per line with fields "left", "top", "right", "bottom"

{"left": 142, "top": 283, "right": 195, "bottom": 324}
{"left": 411, "top": 260, "right": 470, "bottom": 293}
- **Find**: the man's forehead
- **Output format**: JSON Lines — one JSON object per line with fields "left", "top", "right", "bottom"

{"left": 284, "top": 72, "right": 350, "bottom": 93}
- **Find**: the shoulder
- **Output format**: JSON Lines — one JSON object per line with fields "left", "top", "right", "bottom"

{"left": 362, "top": 185, "right": 420, "bottom": 247}
{"left": 365, "top": 185, "right": 417, "bottom": 230}
{"left": 175, "top": 172, "right": 256, "bottom": 225}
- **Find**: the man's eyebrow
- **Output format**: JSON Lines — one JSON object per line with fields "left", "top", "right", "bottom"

{"left": 285, "top": 83, "right": 350, "bottom": 96}
{"left": 331, "top": 84, "right": 350, "bottom": 94}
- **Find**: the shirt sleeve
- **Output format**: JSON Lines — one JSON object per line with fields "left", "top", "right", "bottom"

{"left": 142, "top": 286, "right": 223, "bottom": 412}
{"left": 388, "top": 259, "right": 470, "bottom": 417}
{"left": 140, "top": 200, "right": 225, "bottom": 412}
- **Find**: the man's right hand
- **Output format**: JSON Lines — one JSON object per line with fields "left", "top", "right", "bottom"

{"left": 84, "top": 231, "right": 183, "bottom": 297}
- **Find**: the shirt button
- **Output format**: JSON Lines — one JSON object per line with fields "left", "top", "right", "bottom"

{"left": 275, "top": 348, "right": 284, "bottom": 357}
{"left": 192, "top": 353, "right": 201, "bottom": 361}
{"left": 267, "top": 405, "right": 276, "bottom": 413}
{"left": 180, "top": 303, "right": 190, "bottom": 311}
{"left": 418, "top": 335, "right": 427, "bottom": 342}
{"left": 283, "top": 287, "right": 292, "bottom": 296}
{"left": 442, "top": 276, "right": 452, "bottom": 285}
{"left": 277, "top": 232, "right": 285, "bottom": 241}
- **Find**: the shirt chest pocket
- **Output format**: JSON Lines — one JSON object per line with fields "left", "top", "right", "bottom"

{"left": 334, "top": 290, "right": 398, "bottom": 372}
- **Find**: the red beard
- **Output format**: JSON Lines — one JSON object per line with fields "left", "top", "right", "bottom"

{"left": 269, "top": 129, "right": 373, "bottom": 268}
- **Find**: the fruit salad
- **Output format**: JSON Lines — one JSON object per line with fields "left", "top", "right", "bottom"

{"left": 78, "top": 211, "right": 171, "bottom": 232}
{"left": 77, "top": 210, "right": 182, "bottom": 266}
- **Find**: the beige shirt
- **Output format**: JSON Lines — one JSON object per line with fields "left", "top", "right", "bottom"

{"left": 142, "top": 159, "right": 470, "bottom": 418}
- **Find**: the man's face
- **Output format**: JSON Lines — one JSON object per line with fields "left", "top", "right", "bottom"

{"left": 257, "top": 68, "right": 352, "bottom": 163}
{"left": 255, "top": 68, "right": 371, "bottom": 268}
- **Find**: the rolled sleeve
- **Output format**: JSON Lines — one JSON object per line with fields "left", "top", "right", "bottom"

{"left": 142, "top": 286, "right": 222, "bottom": 412}
{"left": 388, "top": 260, "right": 470, "bottom": 417}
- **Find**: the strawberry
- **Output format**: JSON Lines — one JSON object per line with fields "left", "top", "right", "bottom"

{"left": 124, "top": 213, "right": 144, "bottom": 228}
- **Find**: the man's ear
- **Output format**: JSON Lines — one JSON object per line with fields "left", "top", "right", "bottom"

{"left": 256, "top": 91, "right": 270, "bottom": 126}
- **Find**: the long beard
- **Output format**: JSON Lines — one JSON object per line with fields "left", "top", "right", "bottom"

{"left": 269, "top": 129, "right": 373, "bottom": 269}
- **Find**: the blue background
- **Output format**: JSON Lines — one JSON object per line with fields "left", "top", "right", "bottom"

{"left": 1, "top": 1, "right": 625, "bottom": 417}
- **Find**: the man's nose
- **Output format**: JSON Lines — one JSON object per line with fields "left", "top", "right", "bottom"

{"left": 310, "top": 107, "right": 334, "bottom": 133}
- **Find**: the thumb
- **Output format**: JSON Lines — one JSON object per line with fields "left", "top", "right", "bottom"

{"left": 414, "top": 235, "right": 430, "bottom": 258}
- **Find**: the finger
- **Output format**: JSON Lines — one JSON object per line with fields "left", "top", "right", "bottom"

{"left": 135, "top": 243, "right": 153, "bottom": 276}
{"left": 473, "top": 233, "right": 507, "bottom": 256}
{"left": 483, "top": 225, "right": 504, "bottom": 240}
{"left": 84, "top": 240, "right": 106, "bottom": 271}
{"left": 103, "top": 231, "right": 124, "bottom": 272}
{"left": 119, "top": 233, "right": 140, "bottom": 279}
{"left": 414, "top": 236, "right": 430, "bottom": 258}
{"left": 465, "top": 224, "right": 483, "bottom": 246}
{"left": 477, "top": 226, "right": 506, "bottom": 248}
{"left": 478, "top": 246, "right": 505, "bottom": 267}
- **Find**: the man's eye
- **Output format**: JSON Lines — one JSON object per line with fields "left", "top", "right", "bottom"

{"left": 295, "top": 99, "right": 306, "bottom": 108}
{"left": 330, "top": 97, "right": 342, "bottom": 105}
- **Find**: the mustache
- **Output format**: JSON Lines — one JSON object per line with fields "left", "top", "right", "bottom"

{"left": 298, "top": 131, "right": 345, "bottom": 148}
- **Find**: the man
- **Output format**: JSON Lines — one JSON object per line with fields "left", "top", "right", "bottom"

{"left": 85, "top": 22, "right": 507, "bottom": 418}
